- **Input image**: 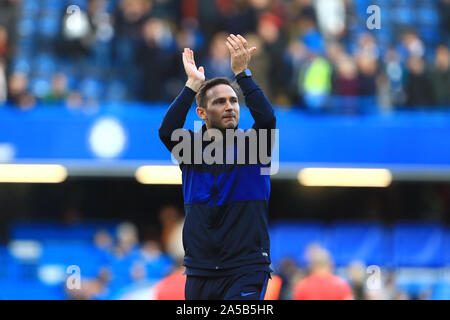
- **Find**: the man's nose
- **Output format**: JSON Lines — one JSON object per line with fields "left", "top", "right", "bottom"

{"left": 225, "top": 100, "right": 234, "bottom": 111}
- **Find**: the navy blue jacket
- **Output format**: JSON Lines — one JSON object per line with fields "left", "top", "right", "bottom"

{"left": 159, "top": 76, "right": 276, "bottom": 275}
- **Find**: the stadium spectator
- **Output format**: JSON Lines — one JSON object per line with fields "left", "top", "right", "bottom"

{"left": 42, "top": 73, "right": 70, "bottom": 105}
{"left": 161, "top": 20, "right": 203, "bottom": 100}
{"left": 0, "top": 26, "right": 9, "bottom": 60}
{"left": 158, "top": 205, "right": 185, "bottom": 264}
{"left": 152, "top": 267, "right": 186, "bottom": 300}
{"left": 314, "top": 0, "right": 346, "bottom": 41}
{"left": 292, "top": 244, "right": 353, "bottom": 300}
{"left": 130, "top": 239, "right": 174, "bottom": 282}
{"left": 217, "top": 0, "right": 259, "bottom": 36}
{"left": 346, "top": 261, "right": 367, "bottom": 300}
{"left": 0, "top": 0, "right": 19, "bottom": 61}
{"left": 0, "top": 58, "right": 6, "bottom": 104}
{"left": 137, "top": 17, "right": 175, "bottom": 101}
{"left": 93, "top": 229, "right": 115, "bottom": 255}
{"left": 356, "top": 53, "right": 378, "bottom": 97}
{"left": 439, "top": 0, "right": 450, "bottom": 46}
{"left": 405, "top": 56, "right": 434, "bottom": 107}
{"left": 276, "top": 257, "right": 305, "bottom": 300}
{"left": 7, "top": 72, "right": 36, "bottom": 110}
{"left": 264, "top": 274, "right": 283, "bottom": 300}
{"left": 429, "top": 45, "right": 450, "bottom": 106}
{"left": 245, "top": 33, "right": 271, "bottom": 100}
{"left": 332, "top": 55, "right": 360, "bottom": 96}
{"left": 202, "top": 31, "right": 235, "bottom": 80}
{"left": 0, "top": 0, "right": 448, "bottom": 110}
{"left": 256, "top": 12, "right": 289, "bottom": 104}
{"left": 107, "top": 222, "right": 141, "bottom": 290}
{"left": 66, "top": 266, "right": 112, "bottom": 300}
{"left": 299, "top": 53, "right": 332, "bottom": 111}
{"left": 383, "top": 48, "right": 406, "bottom": 107}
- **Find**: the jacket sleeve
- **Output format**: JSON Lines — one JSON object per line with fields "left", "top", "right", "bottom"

{"left": 159, "top": 86, "right": 196, "bottom": 152}
{"left": 237, "top": 76, "right": 276, "bottom": 130}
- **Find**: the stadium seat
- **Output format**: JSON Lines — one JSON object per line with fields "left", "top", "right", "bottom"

{"left": 105, "top": 80, "right": 129, "bottom": 102}
{"left": 417, "top": 8, "right": 440, "bottom": 27}
{"left": 30, "top": 77, "right": 51, "bottom": 99}
{"left": 392, "top": 7, "right": 415, "bottom": 25}
{"left": 22, "top": 0, "right": 40, "bottom": 17}
{"left": 32, "top": 54, "right": 57, "bottom": 77}
{"left": 38, "top": 14, "right": 61, "bottom": 39}
{"left": 395, "top": 268, "right": 440, "bottom": 298}
{"left": 392, "top": 223, "right": 445, "bottom": 267}
{"left": 0, "top": 279, "right": 66, "bottom": 300}
{"left": 39, "top": 242, "right": 111, "bottom": 280}
{"left": 269, "top": 221, "right": 328, "bottom": 268}
{"left": 9, "top": 221, "right": 119, "bottom": 243}
{"left": 327, "top": 222, "right": 391, "bottom": 267}
{"left": 80, "top": 78, "right": 105, "bottom": 100}
{"left": 444, "top": 228, "right": 450, "bottom": 266}
{"left": 18, "top": 17, "right": 37, "bottom": 38}
{"left": 432, "top": 281, "right": 450, "bottom": 300}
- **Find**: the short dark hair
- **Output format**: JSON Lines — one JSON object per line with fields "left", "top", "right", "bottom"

{"left": 195, "top": 77, "right": 238, "bottom": 109}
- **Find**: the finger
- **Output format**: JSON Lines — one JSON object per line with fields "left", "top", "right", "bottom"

{"left": 227, "top": 35, "right": 240, "bottom": 51}
{"left": 182, "top": 49, "right": 188, "bottom": 65}
{"left": 188, "top": 48, "right": 193, "bottom": 63}
{"left": 225, "top": 40, "right": 235, "bottom": 54}
{"left": 230, "top": 34, "right": 244, "bottom": 51}
{"left": 236, "top": 34, "right": 248, "bottom": 50}
{"left": 189, "top": 49, "right": 196, "bottom": 67}
{"left": 198, "top": 66, "right": 204, "bottom": 74}
{"left": 225, "top": 40, "right": 236, "bottom": 54}
{"left": 249, "top": 46, "right": 257, "bottom": 55}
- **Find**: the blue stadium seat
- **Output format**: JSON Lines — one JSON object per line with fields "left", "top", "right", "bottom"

{"left": 417, "top": 8, "right": 440, "bottom": 27}
{"left": 105, "top": 80, "right": 128, "bottom": 102}
{"left": 32, "top": 54, "right": 57, "bottom": 77}
{"left": 0, "top": 279, "right": 66, "bottom": 299}
{"left": 43, "top": 0, "right": 67, "bottom": 12}
{"left": 269, "top": 221, "right": 328, "bottom": 268}
{"left": 18, "top": 17, "right": 37, "bottom": 38}
{"left": 22, "top": 0, "right": 40, "bottom": 17}
{"left": 80, "top": 78, "right": 105, "bottom": 100}
{"left": 38, "top": 15, "right": 61, "bottom": 39}
{"left": 432, "top": 281, "right": 450, "bottom": 300}
{"left": 418, "top": 27, "right": 441, "bottom": 46}
{"left": 11, "top": 57, "right": 31, "bottom": 74}
{"left": 395, "top": 268, "right": 440, "bottom": 298}
{"left": 0, "top": 245, "right": 20, "bottom": 279}
{"left": 392, "top": 7, "right": 415, "bottom": 25}
{"left": 30, "top": 77, "right": 51, "bottom": 99}
{"left": 39, "top": 242, "right": 111, "bottom": 280}
{"left": 392, "top": 223, "right": 445, "bottom": 267}
{"left": 328, "top": 222, "right": 390, "bottom": 267}
{"left": 10, "top": 221, "right": 119, "bottom": 243}
{"left": 444, "top": 228, "right": 450, "bottom": 266}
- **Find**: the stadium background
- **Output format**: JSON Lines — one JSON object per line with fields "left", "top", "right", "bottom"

{"left": 0, "top": 0, "right": 450, "bottom": 299}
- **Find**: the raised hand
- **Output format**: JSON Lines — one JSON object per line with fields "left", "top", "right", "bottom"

{"left": 225, "top": 34, "right": 257, "bottom": 75}
{"left": 182, "top": 48, "right": 205, "bottom": 92}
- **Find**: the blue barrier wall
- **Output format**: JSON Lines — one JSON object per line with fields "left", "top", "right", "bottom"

{"left": 1, "top": 104, "right": 450, "bottom": 174}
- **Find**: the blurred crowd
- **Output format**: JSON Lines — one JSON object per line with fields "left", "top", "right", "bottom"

{"left": 3, "top": 203, "right": 444, "bottom": 300}
{"left": 64, "top": 204, "right": 185, "bottom": 299}
{"left": 0, "top": 0, "right": 449, "bottom": 112}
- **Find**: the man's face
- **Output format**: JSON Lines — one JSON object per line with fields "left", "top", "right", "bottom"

{"left": 201, "top": 84, "right": 240, "bottom": 130}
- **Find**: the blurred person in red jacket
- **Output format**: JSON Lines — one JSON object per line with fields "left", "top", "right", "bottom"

{"left": 152, "top": 267, "right": 186, "bottom": 300}
{"left": 293, "top": 243, "right": 353, "bottom": 300}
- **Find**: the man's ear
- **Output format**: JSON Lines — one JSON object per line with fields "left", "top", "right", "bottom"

{"left": 196, "top": 106, "right": 207, "bottom": 121}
